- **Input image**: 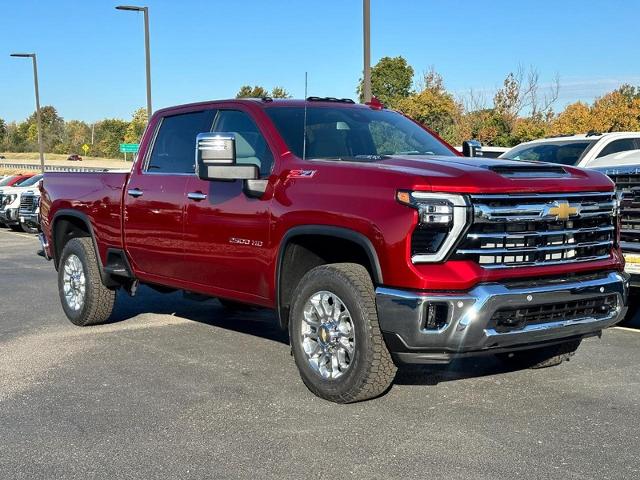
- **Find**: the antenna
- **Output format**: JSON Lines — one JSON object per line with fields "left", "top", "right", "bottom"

{"left": 302, "top": 72, "right": 308, "bottom": 161}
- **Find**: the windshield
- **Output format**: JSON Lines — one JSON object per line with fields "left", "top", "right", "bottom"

{"left": 265, "top": 106, "right": 455, "bottom": 160}
{"left": 0, "top": 176, "right": 17, "bottom": 186}
{"left": 502, "top": 140, "right": 596, "bottom": 166}
{"left": 16, "top": 175, "right": 42, "bottom": 187}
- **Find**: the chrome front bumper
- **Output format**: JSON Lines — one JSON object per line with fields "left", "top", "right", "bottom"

{"left": 376, "top": 271, "right": 629, "bottom": 364}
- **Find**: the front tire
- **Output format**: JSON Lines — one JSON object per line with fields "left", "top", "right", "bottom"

{"left": 58, "top": 237, "right": 116, "bottom": 326}
{"left": 289, "top": 263, "right": 396, "bottom": 403}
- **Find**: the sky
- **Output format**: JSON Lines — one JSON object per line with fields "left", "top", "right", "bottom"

{"left": 1, "top": 0, "right": 639, "bottom": 123}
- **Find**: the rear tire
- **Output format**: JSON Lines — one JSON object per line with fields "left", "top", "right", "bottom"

{"left": 496, "top": 339, "right": 582, "bottom": 369}
{"left": 58, "top": 237, "right": 116, "bottom": 326}
{"left": 9, "top": 224, "right": 22, "bottom": 232}
{"left": 288, "top": 263, "right": 396, "bottom": 403}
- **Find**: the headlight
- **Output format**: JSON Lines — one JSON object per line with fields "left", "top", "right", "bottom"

{"left": 397, "top": 190, "right": 469, "bottom": 262}
{"left": 2, "top": 194, "right": 17, "bottom": 207}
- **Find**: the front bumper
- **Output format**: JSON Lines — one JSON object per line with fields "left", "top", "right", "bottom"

{"left": 376, "top": 271, "right": 629, "bottom": 364}
{"left": 0, "top": 207, "right": 18, "bottom": 224}
{"left": 19, "top": 212, "right": 39, "bottom": 226}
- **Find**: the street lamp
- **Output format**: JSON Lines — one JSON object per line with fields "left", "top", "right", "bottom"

{"left": 362, "top": 0, "right": 372, "bottom": 103}
{"left": 11, "top": 53, "right": 45, "bottom": 173}
{"left": 116, "top": 5, "right": 152, "bottom": 119}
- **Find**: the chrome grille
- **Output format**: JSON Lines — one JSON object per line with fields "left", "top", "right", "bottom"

{"left": 19, "top": 193, "right": 38, "bottom": 214}
{"left": 454, "top": 192, "right": 616, "bottom": 268}
{"left": 605, "top": 169, "right": 640, "bottom": 243}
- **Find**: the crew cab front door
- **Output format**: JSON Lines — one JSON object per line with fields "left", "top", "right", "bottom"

{"left": 124, "top": 109, "right": 216, "bottom": 281}
{"left": 181, "top": 108, "right": 275, "bottom": 302}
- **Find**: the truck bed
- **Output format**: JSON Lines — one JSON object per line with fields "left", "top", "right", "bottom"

{"left": 41, "top": 170, "right": 130, "bottom": 264}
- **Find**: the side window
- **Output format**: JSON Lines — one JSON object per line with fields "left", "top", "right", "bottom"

{"left": 213, "top": 110, "right": 274, "bottom": 178}
{"left": 147, "top": 110, "right": 216, "bottom": 173}
{"left": 596, "top": 138, "right": 639, "bottom": 158}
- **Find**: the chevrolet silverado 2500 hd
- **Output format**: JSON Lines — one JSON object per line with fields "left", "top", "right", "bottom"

{"left": 39, "top": 97, "right": 629, "bottom": 403}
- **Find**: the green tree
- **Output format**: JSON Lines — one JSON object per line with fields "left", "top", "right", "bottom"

{"left": 0, "top": 118, "right": 6, "bottom": 150}
{"left": 125, "top": 107, "right": 148, "bottom": 143}
{"left": 25, "top": 105, "right": 65, "bottom": 152}
{"left": 358, "top": 56, "right": 414, "bottom": 107}
{"left": 93, "top": 119, "right": 129, "bottom": 158}
{"left": 397, "top": 69, "right": 463, "bottom": 145}
{"left": 236, "top": 85, "right": 270, "bottom": 98}
{"left": 53, "top": 120, "right": 91, "bottom": 155}
{"left": 270, "top": 86, "right": 292, "bottom": 99}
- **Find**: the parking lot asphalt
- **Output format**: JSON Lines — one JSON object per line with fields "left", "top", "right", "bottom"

{"left": 1, "top": 228, "right": 639, "bottom": 480}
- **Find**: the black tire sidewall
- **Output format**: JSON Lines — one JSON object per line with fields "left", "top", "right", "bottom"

{"left": 58, "top": 239, "right": 94, "bottom": 326}
{"left": 289, "top": 266, "right": 375, "bottom": 399}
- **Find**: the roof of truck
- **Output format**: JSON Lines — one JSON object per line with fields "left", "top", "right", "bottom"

{"left": 154, "top": 98, "right": 374, "bottom": 116}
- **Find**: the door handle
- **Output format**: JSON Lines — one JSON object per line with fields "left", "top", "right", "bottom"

{"left": 127, "top": 188, "right": 143, "bottom": 198}
{"left": 187, "top": 191, "right": 207, "bottom": 201}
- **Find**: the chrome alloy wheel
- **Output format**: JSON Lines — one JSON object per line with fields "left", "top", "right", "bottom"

{"left": 63, "top": 254, "right": 86, "bottom": 311}
{"left": 300, "top": 291, "right": 355, "bottom": 380}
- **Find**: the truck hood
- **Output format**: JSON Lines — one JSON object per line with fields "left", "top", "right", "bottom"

{"left": 316, "top": 155, "right": 614, "bottom": 193}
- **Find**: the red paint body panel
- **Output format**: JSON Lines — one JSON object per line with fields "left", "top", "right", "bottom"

{"left": 40, "top": 99, "right": 624, "bottom": 308}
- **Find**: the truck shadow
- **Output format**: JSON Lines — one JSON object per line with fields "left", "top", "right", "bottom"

{"left": 109, "top": 285, "right": 289, "bottom": 345}
{"left": 393, "top": 358, "right": 521, "bottom": 386}
{"left": 108, "top": 285, "right": 549, "bottom": 386}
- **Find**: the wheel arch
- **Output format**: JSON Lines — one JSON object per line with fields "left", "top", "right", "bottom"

{"left": 275, "top": 225, "right": 383, "bottom": 331}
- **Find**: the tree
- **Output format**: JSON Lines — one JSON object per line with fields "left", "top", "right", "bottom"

{"left": 397, "top": 69, "right": 463, "bottom": 145}
{"left": 53, "top": 120, "right": 91, "bottom": 155}
{"left": 0, "top": 118, "right": 6, "bottom": 150}
{"left": 236, "top": 85, "right": 270, "bottom": 98}
{"left": 590, "top": 90, "right": 640, "bottom": 132}
{"left": 93, "top": 119, "right": 129, "bottom": 158}
{"left": 550, "top": 102, "right": 592, "bottom": 135}
{"left": 357, "top": 56, "right": 414, "bottom": 107}
{"left": 125, "top": 107, "right": 148, "bottom": 143}
{"left": 25, "top": 105, "right": 65, "bottom": 152}
{"left": 270, "top": 86, "right": 291, "bottom": 99}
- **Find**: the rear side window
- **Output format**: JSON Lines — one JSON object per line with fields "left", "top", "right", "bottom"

{"left": 596, "top": 138, "right": 640, "bottom": 158}
{"left": 147, "top": 110, "right": 216, "bottom": 173}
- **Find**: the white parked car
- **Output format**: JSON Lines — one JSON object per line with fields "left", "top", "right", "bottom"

{"left": 0, "top": 174, "right": 43, "bottom": 231}
{"left": 17, "top": 186, "right": 41, "bottom": 234}
{"left": 500, "top": 131, "right": 640, "bottom": 168}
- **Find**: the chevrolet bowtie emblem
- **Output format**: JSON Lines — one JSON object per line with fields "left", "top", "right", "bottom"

{"left": 544, "top": 201, "right": 578, "bottom": 221}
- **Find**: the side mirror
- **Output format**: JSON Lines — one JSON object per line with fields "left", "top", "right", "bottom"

{"left": 462, "top": 140, "right": 483, "bottom": 158}
{"left": 196, "top": 132, "right": 258, "bottom": 181}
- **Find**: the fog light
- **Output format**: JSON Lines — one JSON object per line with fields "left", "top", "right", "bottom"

{"left": 424, "top": 302, "right": 449, "bottom": 330}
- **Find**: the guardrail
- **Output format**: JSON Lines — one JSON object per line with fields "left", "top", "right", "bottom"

{"left": 0, "top": 162, "right": 122, "bottom": 173}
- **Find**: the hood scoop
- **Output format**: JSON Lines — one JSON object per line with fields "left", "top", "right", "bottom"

{"left": 488, "top": 165, "right": 569, "bottom": 178}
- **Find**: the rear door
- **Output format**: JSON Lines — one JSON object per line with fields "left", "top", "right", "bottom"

{"left": 124, "top": 109, "right": 216, "bottom": 280}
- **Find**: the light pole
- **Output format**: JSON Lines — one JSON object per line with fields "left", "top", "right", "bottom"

{"left": 362, "top": 0, "right": 372, "bottom": 103}
{"left": 116, "top": 5, "right": 152, "bottom": 119}
{"left": 11, "top": 53, "right": 45, "bottom": 173}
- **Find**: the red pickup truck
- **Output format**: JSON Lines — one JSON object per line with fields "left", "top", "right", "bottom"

{"left": 39, "top": 97, "right": 629, "bottom": 403}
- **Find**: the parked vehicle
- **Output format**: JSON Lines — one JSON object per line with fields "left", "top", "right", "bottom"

{"left": 40, "top": 98, "right": 629, "bottom": 403}
{"left": 586, "top": 149, "right": 640, "bottom": 169}
{"left": 67, "top": 154, "right": 82, "bottom": 161}
{"left": 0, "top": 174, "right": 43, "bottom": 230}
{"left": 455, "top": 145, "right": 509, "bottom": 158}
{"left": 0, "top": 173, "right": 35, "bottom": 188}
{"left": 500, "top": 132, "right": 640, "bottom": 168}
{"left": 18, "top": 187, "right": 41, "bottom": 234}
{"left": 593, "top": 165, "right": 640, "bottom": 288}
